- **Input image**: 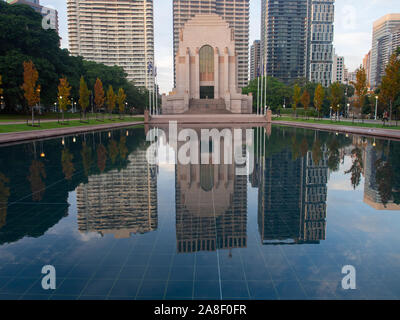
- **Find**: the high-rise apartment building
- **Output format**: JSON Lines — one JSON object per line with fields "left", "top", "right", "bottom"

{"left": 261, "top": 0, "right": 334, "bottom": 86}
{"left": 332, "top": 52, "right": 345, "bottom": 84}
{"left": 67, "top": 0, "right": 154, "bottom": 89}
{"left": 173, "top": 0, "right": 250, "bottom": 88}
{"left": 308, "top": 0, "right": 334, "bottom": 87}
{"left": 250, "top": 40, "right": 261, "bottom": 81}
{"left": 370, "top": 14, "right": 400, "bottom": 88}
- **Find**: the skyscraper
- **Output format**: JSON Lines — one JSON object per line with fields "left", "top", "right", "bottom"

{"left": 370, "top": 14, "right": 400, "bottom": 88}
{"left": 332, "top": 52, "right": 345, "bottom": 84}
{"left": 67, "top": 0, "right": 154, "bottom": 89}
{"left": 363, "top": 50, "right": 371, "bottom": 88}
{"left": 261, "top": 0, "right": 334, "bottom": 86}
{"left": 250, "top": 40, "right": 261, "bottom": 81}
{"left": 173, "top": 0, "right": 250, "bottom": 88}
{"left": 308, "top": 0, "right": 334, "bottom": 87}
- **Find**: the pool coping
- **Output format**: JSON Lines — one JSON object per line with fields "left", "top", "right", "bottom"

{"left": 273, "top": 120, "right": 400, "bottom": 141}
{"left": 0, "top": 121, "right": 144, "bottom": 146}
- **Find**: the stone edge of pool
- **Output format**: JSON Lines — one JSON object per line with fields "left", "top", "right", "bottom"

{"left": 274, "top": 120, "right": 400, "bottom": 141}
{"left": 0, "top": 121, "right": 144, "bottom": 146}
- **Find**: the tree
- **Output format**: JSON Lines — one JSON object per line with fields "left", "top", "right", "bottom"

{"left": 312, "top": 139, "right": 323, "bottom": 165}
{"left": 0, "top": 172, "right": 10, "bottom": 229}
{"left": 97, "top": 144, "right": 107, "bottom": 172}
{"left": 293, "top": 84, "right": 301, "bottom": 117}
{"left": 61, "top": 148, "right": 75, "bottom": 180}
{"left": 79, "top": 76, "right": 90, "bottom": 119}
{"left": 106, "top": 85, "right": 116, "bottom": 119}
{"left": 0, "top": 74, "right": 3, "bottom": 95}
{"left": 81, "top": 141, "right": 92, "bottom": 177}
{"left": 301, "top": 90, "right": 310, "bottom": 119}
{"left": 27, "top": 160, "right": 46, "bottom": 201}
{"left": 375, "top": 159, "right": 393, "bottom": 207}
{"left": 94, "top": 78, "right": 105, "bottom": 117}
{"left": 314, "top": 84, "right": 324, "bottom": 119}
{"left": 380, "top": 54, "right": 400, "bottom": 124}
{"left": 345, "top": 147, "right": 363, "bottom": 189}
{"left": 22, "top": 61, "right": 40, "bottom": 125}
{"left": 330, "top": 82, "right": 342, "bottom": 121}
{"left": 117, "top": 87, "right": 127, "bottom": 118}
{"left": 108, "top": 139, "right": 118, "bottom": 164}
{"left": 57, "top": 77, "right": 71, "bottom": 123}
{"left": 351, "top": 66, "right": 368, "bottom": 122}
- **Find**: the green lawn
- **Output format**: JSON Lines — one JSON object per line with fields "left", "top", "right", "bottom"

{"left": 0, "top": 113, "right": 83, "bottom": 122}
{"left": 273, "top": 116, "right": 400, "bottom": 130}
{"left": 0, "top": 116, "right": 144, "bottom": 133}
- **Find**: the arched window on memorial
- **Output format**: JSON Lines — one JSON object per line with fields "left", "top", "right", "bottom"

{"left": 199, "top": 45, "right": 214, "bottom": 82}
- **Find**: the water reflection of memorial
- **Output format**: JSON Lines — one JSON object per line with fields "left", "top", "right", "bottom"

{"left": 77, "top": 145, "right": 158, "bottom": 238}
{"left": 164, "top": 126, "right": 249, "bottom": 254}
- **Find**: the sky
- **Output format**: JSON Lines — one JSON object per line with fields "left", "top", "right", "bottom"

{"left": 42, "top": 0, "right": 400, "bottom": 94}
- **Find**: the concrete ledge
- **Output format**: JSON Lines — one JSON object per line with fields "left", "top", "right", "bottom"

{"left": 0, "top": 121, "right": 143, "bottom": 146}
{"left": 274, "top": 120, "right": 400, "bottom": 141}
{"left": 150, "top": 114, "right": 266, "bottom": 124}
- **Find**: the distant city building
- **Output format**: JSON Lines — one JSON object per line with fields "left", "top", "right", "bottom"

{"left": 370, "top": 14, "right": 400, "bottom": 88}
{"left": 347, "top": 71, "right": 357, "bottom": 85}
{"left": 363, "top": 50, "right": 371, "bottom": 88}
{"left": 162, "top": 14, "right": 252, "bottom": 114}
{"left": 8, "top": 0, "right": 59, "bottom": 34}
{"left": 173, "top": 0, "right": 250, "bottom": 88}
{"left": 261, "top": 0, "right": 334, "bottom": 86}
{"left": 308, "top": 0, "right": 335, "bottom": 87}
{"left": 77, "top": 146, "right": 158, "bottom": 238}
{"left": 250, "top": 40, "right": 261, "bottom": 81}
{"left": 332, "top": 52, "right": 345, "bottom": 84}
{"left": 67, "top": 0, "right": 154, "bottom": 89}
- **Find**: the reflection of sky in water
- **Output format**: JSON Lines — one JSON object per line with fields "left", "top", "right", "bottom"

{"left": 0, "top": 126, "right": 399, "bottom": 300}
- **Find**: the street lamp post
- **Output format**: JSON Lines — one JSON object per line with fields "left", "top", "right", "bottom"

{"left": 330, "top": 106, "right": 332, "bottom": 120}
{"left": 347, "top": 103, "right": 350, "bottom": 119}
{"left": 375, "top": 95, "right": 378, "bottom": 121}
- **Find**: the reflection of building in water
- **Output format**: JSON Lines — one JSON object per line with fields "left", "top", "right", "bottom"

{"left": 363, "top": 144, "right": 400, "bottom": 210}
{"left": 258, "top": 145, "right": 328, "bottom": 244}
{"left": 77, "top": 147, "right": 158, "bottom": 238}
{"left": 173, "top": 127, "right": 247, "bottom": 253}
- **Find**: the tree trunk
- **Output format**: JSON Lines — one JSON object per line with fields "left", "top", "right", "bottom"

{"left": 390, "top": 100, "right": 393, "bottom": 126}
{"left": 31, "top": 107, "right": 34, "bottom": 126}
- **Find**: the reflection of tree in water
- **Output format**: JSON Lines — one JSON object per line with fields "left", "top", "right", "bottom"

{"left": 108, "top": 139, "right": 118, "bottom": 164}
{"left": 119, "top": 136, "right": 128, "bottom": 160}
{"left": 27, "top": 160, "right": 46, "bottom": 201}
{"left": 291, "top": 136, "right": 300, "bottom": 160}
{"left": 61, "top": 148, "right": 75, "bottom": 180}
{"left": 312, "top": 139, "right": 323, "bottom": 165}
{"left": 327, "top": 138, "right": 340, "bottom": 172}
{"left": 97, "top": 144, "right": 107, "bottom": 173}
{"left": 0, "top": 173, "right": 10, "bottom": 229}
{"left": 300, "top": 138, "right": 308, "bottom": 158}
{"left": 345, "top": 147, "right": 364, "bottom": 189}
{"left": 375, "top": 159, "right": 394, "bottom": 207}
{"left": 81, "top": 141, "right": 92, "bottom": 177}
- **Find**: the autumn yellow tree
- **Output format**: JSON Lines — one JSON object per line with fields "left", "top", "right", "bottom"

{"left": 27, "top": 160, "right": 46, "bottom": 202}
{"left": 314, "top": 84, "right": 324, "bottom": 119}
{"left": 22, "top": 61, "right": 40, "bottom": 126}
{"left": 97, "top": 144, "right": 107, "bottom": 172}
{"left": 117, "top": 88, "right": 127, "bottom": 118}
{"left": 79, "top": 76, "right": 90, "bottom": 121}
{"left": 106, "top": 85, "right": 116, "bottom": 120}
{"left": 61, "top": 148, "right": 75, "bottom": 180}
{"left": 330, "top": 82, "right": 342, "bottom": 121}
{"left": 351, "top": 66, "right": 368, "bottom": 122}
{"left": 380, "top": 54, "right": 400, "bottom": 124}
{"left": 293, "top": 84, "right": 301, "bottom": 117}
{"left": 301, "top": 90, "right": 310, "bottom": 119}
{"left": 94, "top": 78, "right": 105, "bottom": 119}
{"left": 58, "top": 77, "right": 72, "bottom": 123}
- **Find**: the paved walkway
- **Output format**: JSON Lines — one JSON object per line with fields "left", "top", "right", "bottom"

{"left": 150, "top": 114, "right": 267, "bottom": 124}
{"left": 0, "top": 121, "right": 143, "bottom": 145}
{"left": 274, "top": 120, "right": 400, "bottom": 140}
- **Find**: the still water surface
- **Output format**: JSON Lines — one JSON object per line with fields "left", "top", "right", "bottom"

{"left": 0, "top": 125, "right": 399, "bottom": 300}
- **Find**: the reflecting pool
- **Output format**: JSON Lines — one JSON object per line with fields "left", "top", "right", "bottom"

{"left": 0, "top": 124, "right": 400, "bottom": 300}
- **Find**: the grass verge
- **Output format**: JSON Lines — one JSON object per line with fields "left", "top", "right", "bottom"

{"left": 0, "top": 117, "right": 144, "bottom": 133}
{"left": 273, "top": 116, "right": 400, "bottom": 130}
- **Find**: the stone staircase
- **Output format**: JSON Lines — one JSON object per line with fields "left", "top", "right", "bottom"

{"left": 186, "top": 99, "right": 230, "bottom": 114}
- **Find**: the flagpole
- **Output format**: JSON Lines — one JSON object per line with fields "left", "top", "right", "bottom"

{"left": 257, "top": 70, "right": 260, "bottom": 115}
{"left": 264, "top": 57, "right": 267, "bottom": 115}
{"left": 260, "top": 61, "right": 263, "bottom": 117}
